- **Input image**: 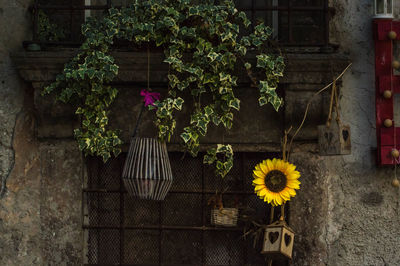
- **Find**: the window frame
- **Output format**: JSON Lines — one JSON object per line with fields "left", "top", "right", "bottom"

{"left": 30, "top": 0, "right": 331, "bottom": 48}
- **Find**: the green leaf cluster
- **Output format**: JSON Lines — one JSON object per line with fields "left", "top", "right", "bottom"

{"left": 204, "top": 144, "right": 234, "bottom": 178}
{"left": 43, "top": 0, "right": 285, "bottom": 174}
{"left": 37, "top": 10, "right": 65, "bottom": 42}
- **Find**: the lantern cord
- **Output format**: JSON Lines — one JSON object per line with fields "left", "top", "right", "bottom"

{"left": 147, "top": 44, "right": 150, "bottom": 92}
{"left": 326, "top": 79, "right": 341, "bottom": 127}
{"left": 282, "top": 127, "right": 291, "bottom": 162}
{"left": 267, "top": 206, "right": 275, "bottom": 266}
{"left": 286, "top": 63, "right": 352, "bottom": 161}
{"left": 280, "top": 204, "right": 285, "bottom": 221}
{"left": 131, "top": 45, "right": 151, "bottom": 138}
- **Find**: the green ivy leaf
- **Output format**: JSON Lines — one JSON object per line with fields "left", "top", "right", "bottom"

{"left": 43, "top": 0, "right": 284, "bottom": 173}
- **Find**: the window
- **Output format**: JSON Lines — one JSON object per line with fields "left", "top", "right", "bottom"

{"left": 83, "top": 152, "right": 288, "bottom": 265}
{"left": 235, "top": 0, "right": 329, "bottom": 45}
{"left": 30, "top": 0, "right": 330, "bottom": 47}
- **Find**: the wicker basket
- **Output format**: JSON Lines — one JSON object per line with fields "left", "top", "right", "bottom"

{"left": 211, "top": 208, "right": 239, "bottom": 227}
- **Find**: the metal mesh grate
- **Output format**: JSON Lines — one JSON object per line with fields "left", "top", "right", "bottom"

{"left": 124, "top": 229, "right": 159, "bottom": 264}
{"left": 204, "top": 231, "right": 244, "bottom": 265}
{"left": 87, "top": 229, "right": 121, "bottom": 264}
{"left": 162, "top": 193, "right": 203, "bottom": 226}
{"left": 161, "top": 230, "right": 203, "bottom": 265}
{"left": 83, "top": 152, "right": 288, "bottom": 266}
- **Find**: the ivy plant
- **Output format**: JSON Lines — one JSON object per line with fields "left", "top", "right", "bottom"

{"left": 37, "top": 10, "right": 65, "bottom": 42}
{"left": 43, "top": 0, "right": 285, "bottom": 177}
{"left": 204, "top": 144, "right": 234, "bottom": 178}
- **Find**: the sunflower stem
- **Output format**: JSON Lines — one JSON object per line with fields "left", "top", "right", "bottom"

{"left": 269, "top": 206, "right": 275, "bottom": 224}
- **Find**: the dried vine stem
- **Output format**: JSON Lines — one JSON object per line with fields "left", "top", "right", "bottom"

{"left": 285, "top": 63, "right": 352, "bottom": 161}
{"left": 239, "top": 57, "right": 258, "bottom": 88}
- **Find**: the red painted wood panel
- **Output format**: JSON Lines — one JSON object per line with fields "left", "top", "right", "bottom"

{"left": 378, "top": 76, "right": 400, "bottom": 94}
{"left": 374, "top": 18, "right": 397, "bottom": 165}
{"left": 374, "top": 20, "right": 400, "bottom": 41}
{"left": 380, "top": 127, "right": 400, "bottom": 145}
{"left": 381, "top": 146, "right": 400, "bottom": 164}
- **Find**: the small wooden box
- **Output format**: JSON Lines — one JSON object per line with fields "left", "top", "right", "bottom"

{"left": 261, "top": 220, "right": 295, "bottom": 260}
{"left": 211, "top": 208, "right": 238, "bottom": 227}
{"left": 318, "top": 122, "right": 351, "bottom": 155}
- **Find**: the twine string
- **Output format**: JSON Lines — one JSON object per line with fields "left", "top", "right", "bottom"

{"left": 131, "top": 45, "right": 151, "bottom": 138}
{"left": 286, "top": 63, "right": 352, "bottom": 161}
{"left": 326, "top": 79, "right": 341, "bottom": 127}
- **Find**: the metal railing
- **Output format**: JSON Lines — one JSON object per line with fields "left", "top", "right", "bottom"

{"left": 83, "top": 152, "right": 288, "bottom": 265}
{"left": 27, "top": 0, "right": 332, "bottom": 48}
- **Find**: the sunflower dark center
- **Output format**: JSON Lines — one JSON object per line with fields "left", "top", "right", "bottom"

{"left": 265, "top": 170, "right": 287, "bottom": 192}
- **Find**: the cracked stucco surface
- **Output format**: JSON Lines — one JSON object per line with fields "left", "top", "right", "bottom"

{"left": 0, "top": 0, "right": 31, "bottom": 197}
{"left": 317, "top": 1, "right": 400, "bottom": 265}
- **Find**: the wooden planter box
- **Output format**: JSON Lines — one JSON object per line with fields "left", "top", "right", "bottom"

{"left": 211, "top": 208, "right": 239, "bottom": 227}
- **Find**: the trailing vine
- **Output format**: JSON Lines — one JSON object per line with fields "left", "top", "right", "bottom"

{"left": 43, "top": 0, "right": 285, "bottom": 177}
{"left": 37, "top": 10, "right": 65, "bottom": 42}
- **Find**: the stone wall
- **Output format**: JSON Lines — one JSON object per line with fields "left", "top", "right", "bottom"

{"left": 0, "top": 1, "right": 83, "bottom": 265}
{"left": 0, "top": 0, "right": 37, "bottom": 264}
{"left": 291, "top": 1, "right": 400, "bottom": 265}
{"left": 1, "top": 1, "right": 400, "bottom": 266}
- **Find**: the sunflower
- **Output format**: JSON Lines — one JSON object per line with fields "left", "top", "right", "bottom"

{"left": 252, "top": 158, "right": 300, "bottom": 206}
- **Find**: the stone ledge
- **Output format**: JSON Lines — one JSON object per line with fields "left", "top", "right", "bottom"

{"left": 11, "top": 50, "right": 350, "bottom": 148}
{"left": 12, "top": 50, "right": 350, "bottom": 84}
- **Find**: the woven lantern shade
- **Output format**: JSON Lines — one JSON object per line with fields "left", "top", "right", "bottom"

{"left": 122, "top": 137, "right": 173, "bottom": 200}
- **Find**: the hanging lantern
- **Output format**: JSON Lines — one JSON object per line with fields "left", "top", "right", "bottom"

{"left": 318, "top": 121, "right": 351, "bottom": 155}
{"left": 261, "top": 219, "right": 295, "bottom": 260}
{"left": 122, "top": 137, "right": 173, "bottom": 200}
{"left": 374, "top": 0, "right": 393, "bottom": 18}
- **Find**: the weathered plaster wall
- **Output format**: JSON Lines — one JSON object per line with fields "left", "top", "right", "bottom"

{"left": 2, "top": 1, "right": 400, "bottom": 266}
{"left": 0, "top": 1, "right": 83, "bottom": 265}
{"left": 0, "top": 0, "right": 30, "bottom": 197}
{"left": 289, "top": 1, "right": 400, "bottom": 265}
{"left": 0, "top": 1, "right": 35, "bottom": 263}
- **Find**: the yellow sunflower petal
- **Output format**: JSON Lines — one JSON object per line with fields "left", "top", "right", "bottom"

{"left": 253, "top": 170, "right": 265, "bottom": 179}
{"left": 265, "top": 194, "right": 272, "bottom": 204}
{"left": 254, "top": 185, "right": 266, "bottom": 192}
{"left": 275, "top": 193, "right": 283, "bottom": 205}
{"left": 259, "top": 162, "right": 269, "bottom": 174}
{"left": 252, "top": 178, "right": 265, "bottom": 185}
{"left": 266, "top": 159, "right": 274, "bottom": 171}
{"left": 288, "top": 171, "right": 300, "bottom": 179}
{"left": 274, "top": 160, "right": 282, "bottom": 171}
{"left": 287, "top": 180, "right": 300, "bottom": 189}
{"left": 258, "top": 189, "right": 268, "bottom": 197}
{"left": 286, "top": 188, "right": 297, "bottom": 197}
{"left": 280, "top": 190, "right": 290, "bottom": 200}
{"left": 252, "top": 158, "right": 300, "bottom": 206}
{"left": 286, "top": 164, "right": 296, "bottom": 173}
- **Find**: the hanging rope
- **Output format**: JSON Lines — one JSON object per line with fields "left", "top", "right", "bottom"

{"left": 326, "top": 79, "right": 341, "bottom": 128}
{"left": 147, "top": 44, "right": 150, "bottom": 92}
{"left": 285, "top": 63, "right": 352, "bottom": 161}
{"left": 131, "top": 45, "right": 151, "bottom": 138}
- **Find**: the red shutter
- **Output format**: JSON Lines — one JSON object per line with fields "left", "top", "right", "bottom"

{"left": 374, "top": 19, "right": 400, "bottom": 165}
